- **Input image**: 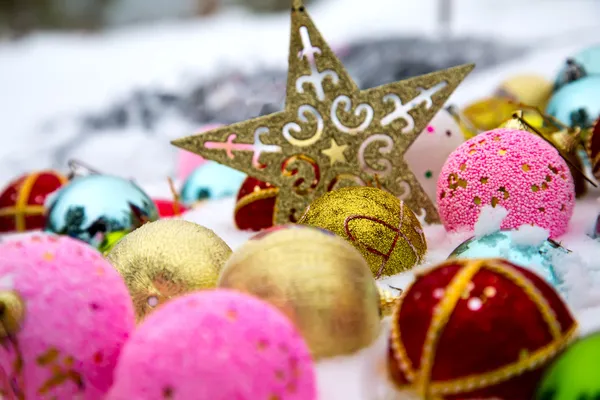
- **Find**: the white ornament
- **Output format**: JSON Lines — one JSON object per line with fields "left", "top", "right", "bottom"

{"left": 404, "top": 108, "right": 464, "bottom": 203}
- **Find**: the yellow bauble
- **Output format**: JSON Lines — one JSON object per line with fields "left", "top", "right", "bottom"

{"left": 461, "top": 97, "right": 519, "bottom": 138}
{"left": 298, "top": 186, "right": 426, "bottom": 278}
{"left": 495, "top": 74, "right": 553, "bottom": 109}
{"left": 218, "top": 225, "right": 381, "bottom": 360}
{"left": 106, "top": 219, "right": 232, "bottom": 322}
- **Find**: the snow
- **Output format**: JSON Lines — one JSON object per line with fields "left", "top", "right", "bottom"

{"left": 1, "top": 0, "right": 600, "bottom": 398}
{"left": 473, "top": 205, "right": 509, "bottom": 238}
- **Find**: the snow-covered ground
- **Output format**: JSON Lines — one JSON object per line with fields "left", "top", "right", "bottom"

{"left": 1, "top": 0, "right": 600, "bottom": 185}
{"left": 1, "top": 1, "right": 600, "bottom": 398}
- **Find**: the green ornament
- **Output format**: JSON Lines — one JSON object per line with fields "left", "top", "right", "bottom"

{"left": 536, "top": 333, "right": 600, "bottom": 400}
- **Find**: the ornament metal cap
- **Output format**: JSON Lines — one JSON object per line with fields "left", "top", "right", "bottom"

{"left": 0, "top": 291, "right": 25, "bottom": 338}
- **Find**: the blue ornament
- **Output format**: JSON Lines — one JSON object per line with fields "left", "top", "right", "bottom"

{"left": 546, "top": 76, "right": 600, "bottom": 129}
{"left": 448, "top": 230, "right": 568, "bottom": 288}
{"left": 554, "top": 44, "right": 600, "bottom": 90}
{"left": 593, "top": 213, "right": 600, "bottom": 240}
{"left": 45, "top": 174, "right": 159, "bottom": 248}
{"left": 180, "top": 162, "right": 246, "bottom": 205}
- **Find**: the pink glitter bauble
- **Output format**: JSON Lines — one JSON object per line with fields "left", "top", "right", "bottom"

{"left": 106, "top": 289, "right": 317, "bottom": 400}
{"left": 437, "top": 128, "right": 575, "bottom": 238}
{"left": 0, "top": 234, "right": 135, "bottom": 399}
{"left": 176, "top": 124, "right": 222, "bottom": 181}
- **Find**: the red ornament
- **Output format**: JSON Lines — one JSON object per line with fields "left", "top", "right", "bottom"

{"left": 0, "top": 171, "right": 68, "bottom": 233}
{"left": 588, "top": 117, "right": 600, "bottom": 180}
{"left": 388, "top": 258, "right": 577, "bottom": 400}
{"left": 234, "top": 177, "right": 278, "bottom": 231}
{"left": 153, "top": 199, "right": 188, "bottom": 218}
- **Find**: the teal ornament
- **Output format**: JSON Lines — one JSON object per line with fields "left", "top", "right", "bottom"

{"left": 554, "top": 44, "right": 600, "bottom": 90}
{"left": 449, "top": 230, "right": 567, "bottom": 287}
{"left": 180, "top": 162, "right": 246, "bottom": 205}
{"left": 45, "top": 174, "right": 158, "bottom": 248}
{"left": 535, "top": 332, "right": 600, "bottom": 400}
{"left": 546, "top": 76, "right": 600, "bottom": 129}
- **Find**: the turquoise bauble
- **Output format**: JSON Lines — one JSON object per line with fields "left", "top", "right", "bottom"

{"left": 45, "top": 174, "right": 158, "bottom": 248}
{"left": 546, "top": 76, "right": 600, "bottom": 128}
{"left": 535, "top": 333, "right": 600, "bottom": 400}
{"left": 448, "top": 230, "right": 566, "bottom": 287}
{"left": 554, "top": 44, "right": 600, "bottom": 90}
{"left": 180, "top": 162, "right": 246, "bottom": 205}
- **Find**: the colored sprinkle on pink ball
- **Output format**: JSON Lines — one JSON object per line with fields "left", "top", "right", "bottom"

{"left": 0, "top": 234, "right": 135, "bottom": 399}
{"left": 437, "top": 128, "right": 575, "bottom": 238}
{"left": 106, "top": 289, "right": 317, "bottom": 400}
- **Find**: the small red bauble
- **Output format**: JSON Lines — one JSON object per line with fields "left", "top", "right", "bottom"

{"left": 388, "top": 258, "right": 577, "bottom": 400}
{"left": 234, "top": 177, "right": 278, "bottom": 231}
{"left": 0, "top": 170, "right": 68, "bottom": 233}
{"left": 153, "top": 199, "right": 189, "bottom": 218}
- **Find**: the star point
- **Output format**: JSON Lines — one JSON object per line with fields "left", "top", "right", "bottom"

{"left": 172, "top": 4, "right": 474, "bottom": 225}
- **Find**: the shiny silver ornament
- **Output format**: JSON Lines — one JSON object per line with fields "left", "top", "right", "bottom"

{"left": 448, "top": 230, "right": 568, "bottom": 288}
{"left": 554, "top": 45, "right": 600, "bottom": 91}
{"left": 45, "top": 174, "right": 159, "bottom": 249}
{"left": 180, "top": 162, "right": 245, "bottom": 206}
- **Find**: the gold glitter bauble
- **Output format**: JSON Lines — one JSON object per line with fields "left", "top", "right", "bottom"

{"left": 218, "top": 225, "right": 381, "bottom": 360}
{"left": 106, "top": 219, "right": 232, "bottom": 322}
{"left": 298, "top": 186, "right": 426, "bottom": 278}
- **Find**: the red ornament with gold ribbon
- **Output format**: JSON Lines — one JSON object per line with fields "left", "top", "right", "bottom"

{"left": 388, "top": 258, "right": 577, "bottom": 400}
{"left": 0, "top": 171, "right": 68, "bottom": 233}
{"left": 234, "top": 177, "right": 278, "bottom": 231}
{"left": 588, "top": 117, "right": 600, "bottom": 180}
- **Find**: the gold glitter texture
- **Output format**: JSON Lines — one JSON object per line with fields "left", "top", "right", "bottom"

{"left": 218, "top": 226, "right": 381, "bottom": 360}
{"left": 106, "top": 219, "right": 232, "bottom": 322}
{"left": 171, "top": 0, "right": 473, "bottom": 225}
{"left": 298, "top": 186, "right": 426, "bottom": 278}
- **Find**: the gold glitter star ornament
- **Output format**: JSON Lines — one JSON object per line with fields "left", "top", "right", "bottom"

{"left": 172, "top": 0, "right": 474, "bottom": 224}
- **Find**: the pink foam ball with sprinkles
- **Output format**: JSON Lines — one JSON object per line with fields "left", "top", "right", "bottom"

{"left": 106, "top": 289, "right": 317, "bottom": 400}
{"left": 437, "top": 128, "right": 575, "bottom": 238}
{"left": 0, "top": 234, "right": 136, "bottom": 399}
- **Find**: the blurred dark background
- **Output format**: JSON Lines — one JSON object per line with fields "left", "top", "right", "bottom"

{"left": 0, "top": 0, "right": 313, "bottom": 37}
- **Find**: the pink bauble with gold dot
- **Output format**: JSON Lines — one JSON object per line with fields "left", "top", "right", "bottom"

{"left": 437, "top": 128, "right": 575, "bottom": 238}
{"left": 106, "top": 289, "right": 317, "bottom": 400}
{"left": 176, "top": 124, "right": 222, "bottom": 181}
{"left": 0, "top": 234, "right": 135, "bottom": 399}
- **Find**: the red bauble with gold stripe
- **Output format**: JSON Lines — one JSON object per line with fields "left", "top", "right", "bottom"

{"left": 0, "top": 171, "right": 68, "bottom": 233}
{"left": 388, "top": 258, "right": 577, "bottom": 400}
{"left": 234, "top": 177, "right": 278, "bottom": 231}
